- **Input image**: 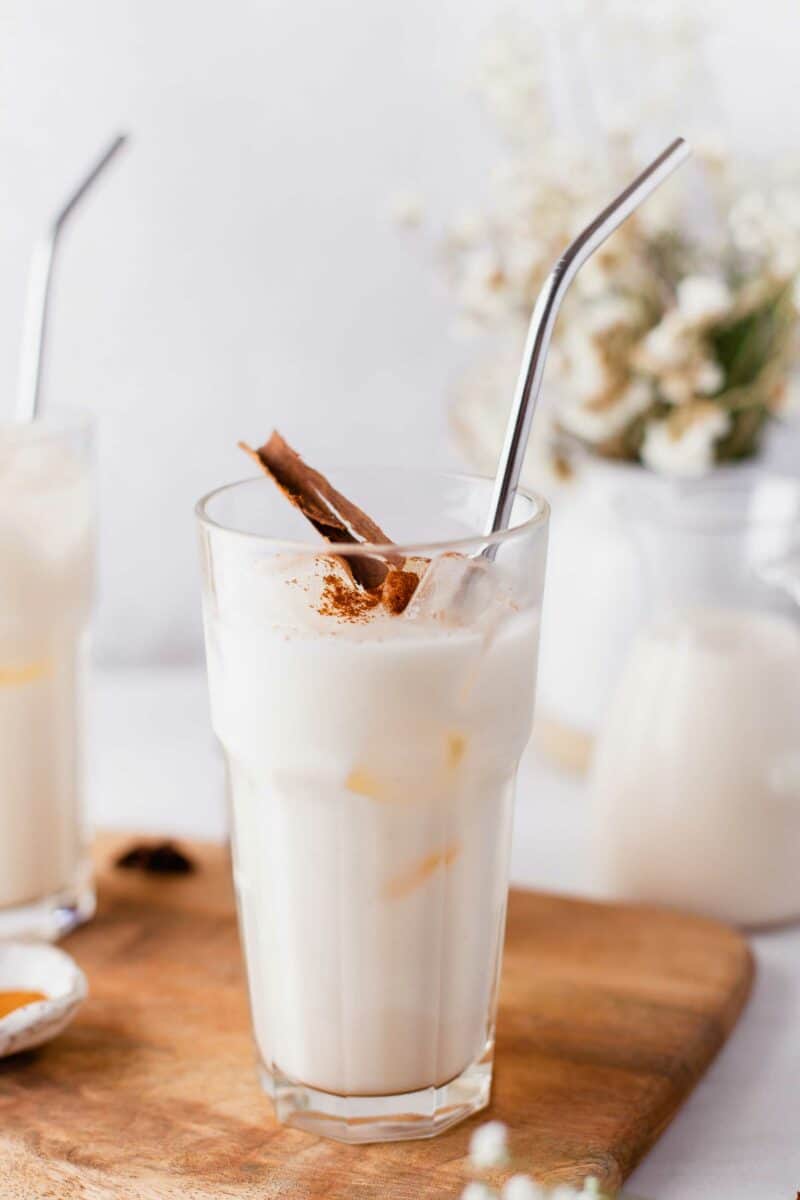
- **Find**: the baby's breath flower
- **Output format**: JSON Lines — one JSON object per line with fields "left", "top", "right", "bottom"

{"left": 502, "top": 1173, "right": 545, "bottom": 1199}
{"left": 561, "top": 337, "right": 614, "bottom": 406}
{"left": 462, "top": 1182, "right": 497, "bottom": 1200}
{"left": 559, "top": 379, "right": 652, "bottom": 444}
{"left": 505, "top": 238, "right": 547, "bottom": 291}
{"left": 634, "top": 186, "right": 679, "bottom": 238}
{"left": 676, "top": 275, "right": 732, "bottom": 324}
{"left": 421, "top": 18, "right": 799, "bottom": 476}
{"left": 449, "top": 211, "right": 487, "bottom": 248}
{"left": 469, "top": 1120, "right": 510, "bottom": 1169}
{"left": 456, "top": 249, "right": 510, "bottom": 323}
{"left": 583, "top": 295, "right": 643, "bottom": 335}
{"left": 693, "top": 133, "right": 728, "bottom": 171}
{"left": 641, "top": 403, "right": 731, "bottom": 477}
{"left": 659, "top": 371, "right": 694, "bottom": 405}
{"left": 580, "top": 1180, "right": 603, "bottom": 1197}
{"left": 460, "top": 1180, "right": 496, "bottom": 1200}
{"left": 770, "top": 245, "right": 800, "bottom": 281}
{"left": 634, "top": 312, "right": 691, "bottom": 373}
{"left": 573, "top": 256, "right": 614, "bottom": 300}
{"left": 694, "top": 359, "right": 724, "bottom": 396}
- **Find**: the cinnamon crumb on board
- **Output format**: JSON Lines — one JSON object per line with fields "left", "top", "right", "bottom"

{"left": 115, "top": 841, "right": 196, "bottom": 875}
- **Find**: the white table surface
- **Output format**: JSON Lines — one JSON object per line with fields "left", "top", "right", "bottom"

{"left": 90, "top": 666, "right": 800, "bottom": 1199}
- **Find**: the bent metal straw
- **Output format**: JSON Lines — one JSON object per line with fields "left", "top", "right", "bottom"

{"left": 485, "top": 137, "right": 692, "bottom": 543}
{"left": 16, "top": 132, "right": 129, "bottom": 424}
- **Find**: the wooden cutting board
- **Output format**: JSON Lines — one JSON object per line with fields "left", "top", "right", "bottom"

{"left": 0, "top": 836, "right": 753, "bottom": 1200}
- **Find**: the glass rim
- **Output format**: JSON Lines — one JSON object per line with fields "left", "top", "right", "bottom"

{"left": 195, "top": 468, "right": 549, "bottom": 557}
{"left": 614, "top": 471, "right": 800, "bottom": 535}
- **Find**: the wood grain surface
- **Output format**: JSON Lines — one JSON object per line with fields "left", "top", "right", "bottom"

{"left": 0, "top": 835, "right": 753, "bottom": 1199}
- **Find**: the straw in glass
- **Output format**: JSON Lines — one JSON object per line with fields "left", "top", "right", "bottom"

{"left": 15, "top": 132, "right": 129, "bottom": 424}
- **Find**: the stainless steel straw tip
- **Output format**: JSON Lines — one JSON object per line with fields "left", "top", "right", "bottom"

{"left": 15, "top": 130, "right": 132, "bottom": 424}
{"left": 485, "top": 136, "right": 692, "bottom": 541}
{"left": 102, "top": 132, "right": 131, "bottom": 160}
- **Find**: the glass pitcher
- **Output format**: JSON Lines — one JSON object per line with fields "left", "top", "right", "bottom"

{"left": 590, "top": 468, "right": 800, "bottom": 927}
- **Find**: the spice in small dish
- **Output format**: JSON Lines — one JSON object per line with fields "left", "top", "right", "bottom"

{"left": 0, "top": 990, "right": 47, "bottom": 1020}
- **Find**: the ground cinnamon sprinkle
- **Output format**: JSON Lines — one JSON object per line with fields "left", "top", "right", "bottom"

{"left": 318, "top": 572, "right": 381, "bottom": 622}
{"left": 381, "top": 568, "right": 418, "bottom": 615}
{"left": 243, "top": 432, "right": 431, "bottom": 618}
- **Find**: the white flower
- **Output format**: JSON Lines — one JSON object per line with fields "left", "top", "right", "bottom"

{"left": 634, "top": 311, "right": 690, "bottom": 372}
{"left": 694, "top": 358, "right": 724, "bottom": 395}
{"left": 676, "top": 275, "right": 732, "bottom": 324}
{"left": 389, "top": 190, "right": 424, "bottom": 228}
{"left": 559, "top": 379, "right": 652, "bottom": 444}
{"left": 449, "top": 211, "right": 487, "bottom": 247}
{"left": 659, "top": 372, "right": 694, "bottom": 405}
{"left": 562, "top": 337, "right": 611, "bottom": 405}
{"left": 635, "top": 186, "right": 679, "bottom": 238}
{"left": 693, "top": 133, "right": 729, "bottom": 170}
{"left": 469, "top": 1120, "right": 510, "bottom": 1169}
{"left": 729, "top": 192, "right": 770, "bottom": 254}
{"left": 771, "top": 245, "right": 800, "bottom": 281}
{"left": 584, "top": 295, "right": 643, "bottom": 335}
{"left": 580, "top": 1180, "right": 603, "bottom": 1198}
{"left": 641, "top": 405, "right": 732, "bottom": 477}
{"left": 457, "top": 249, "right": 509, "bottom": 322}
{"left": 462, "top": 1183, "right": 496, "bottom": 1200}
{"left": 502, "top": 1173, "right": 545, "bottom": 1199}
{"left": 505, "top": 237, "right": 545, "bottom": 291}
{"left": 573, "top": 256, "right": 614, "bottom": 300}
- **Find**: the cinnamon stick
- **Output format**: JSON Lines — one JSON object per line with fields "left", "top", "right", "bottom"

{"left": 240, "top": 432, "right": 404, "bottom": 591}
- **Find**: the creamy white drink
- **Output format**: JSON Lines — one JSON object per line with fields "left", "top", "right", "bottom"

{"left": 591, "top": 607, "right": 800, "bottom": 926}
{"left": 205, "top": 552, "right": 539, "bottom": 1097}
{"left": 0, "top": 422, "right": 93, "bottom": 930}
{"left": 198, "top": 437, "right": 549, "bottom": 1141}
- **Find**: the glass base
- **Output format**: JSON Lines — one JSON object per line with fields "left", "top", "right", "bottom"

{"left": 0, "top": 874, "right": 95, "bottom": 941}
{"left": 259, "top": 1045, "right": 493, "bottom": 1143}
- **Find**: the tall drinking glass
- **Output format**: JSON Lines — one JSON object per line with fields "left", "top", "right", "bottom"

{"left": 196, "top": 467, "right": 548, "bottom": 1142}
{"left": 0, "top": 412, "right": 95, "bottom": 939}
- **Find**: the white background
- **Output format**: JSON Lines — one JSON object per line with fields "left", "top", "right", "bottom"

{"left": 2, "top": 7, "right": 800, "bottom": 1196}
{"left": 1, "top": 0, "right": 799, "bottom": 663}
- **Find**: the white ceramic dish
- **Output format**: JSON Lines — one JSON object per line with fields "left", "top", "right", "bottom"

{"left": 0, "top": 941, "right": 87, "bottom": 1058}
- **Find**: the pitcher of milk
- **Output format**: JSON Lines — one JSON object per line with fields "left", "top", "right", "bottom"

{"left": 590, "top": 469, "right": 800, "bottom": 927}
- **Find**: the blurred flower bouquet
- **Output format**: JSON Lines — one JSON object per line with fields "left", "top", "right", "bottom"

{"left": 435, "top": 25, "right": 800, "bottom": 480}
{"left": 399, "top": 8, "right": 800, "bottom": 767}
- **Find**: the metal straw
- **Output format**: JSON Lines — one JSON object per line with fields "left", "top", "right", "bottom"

{"left": 485, "top": 136, "right": 691, "bottom": 540}
{"left": 15, "top": 132, "right": 129, "bottom": 424}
